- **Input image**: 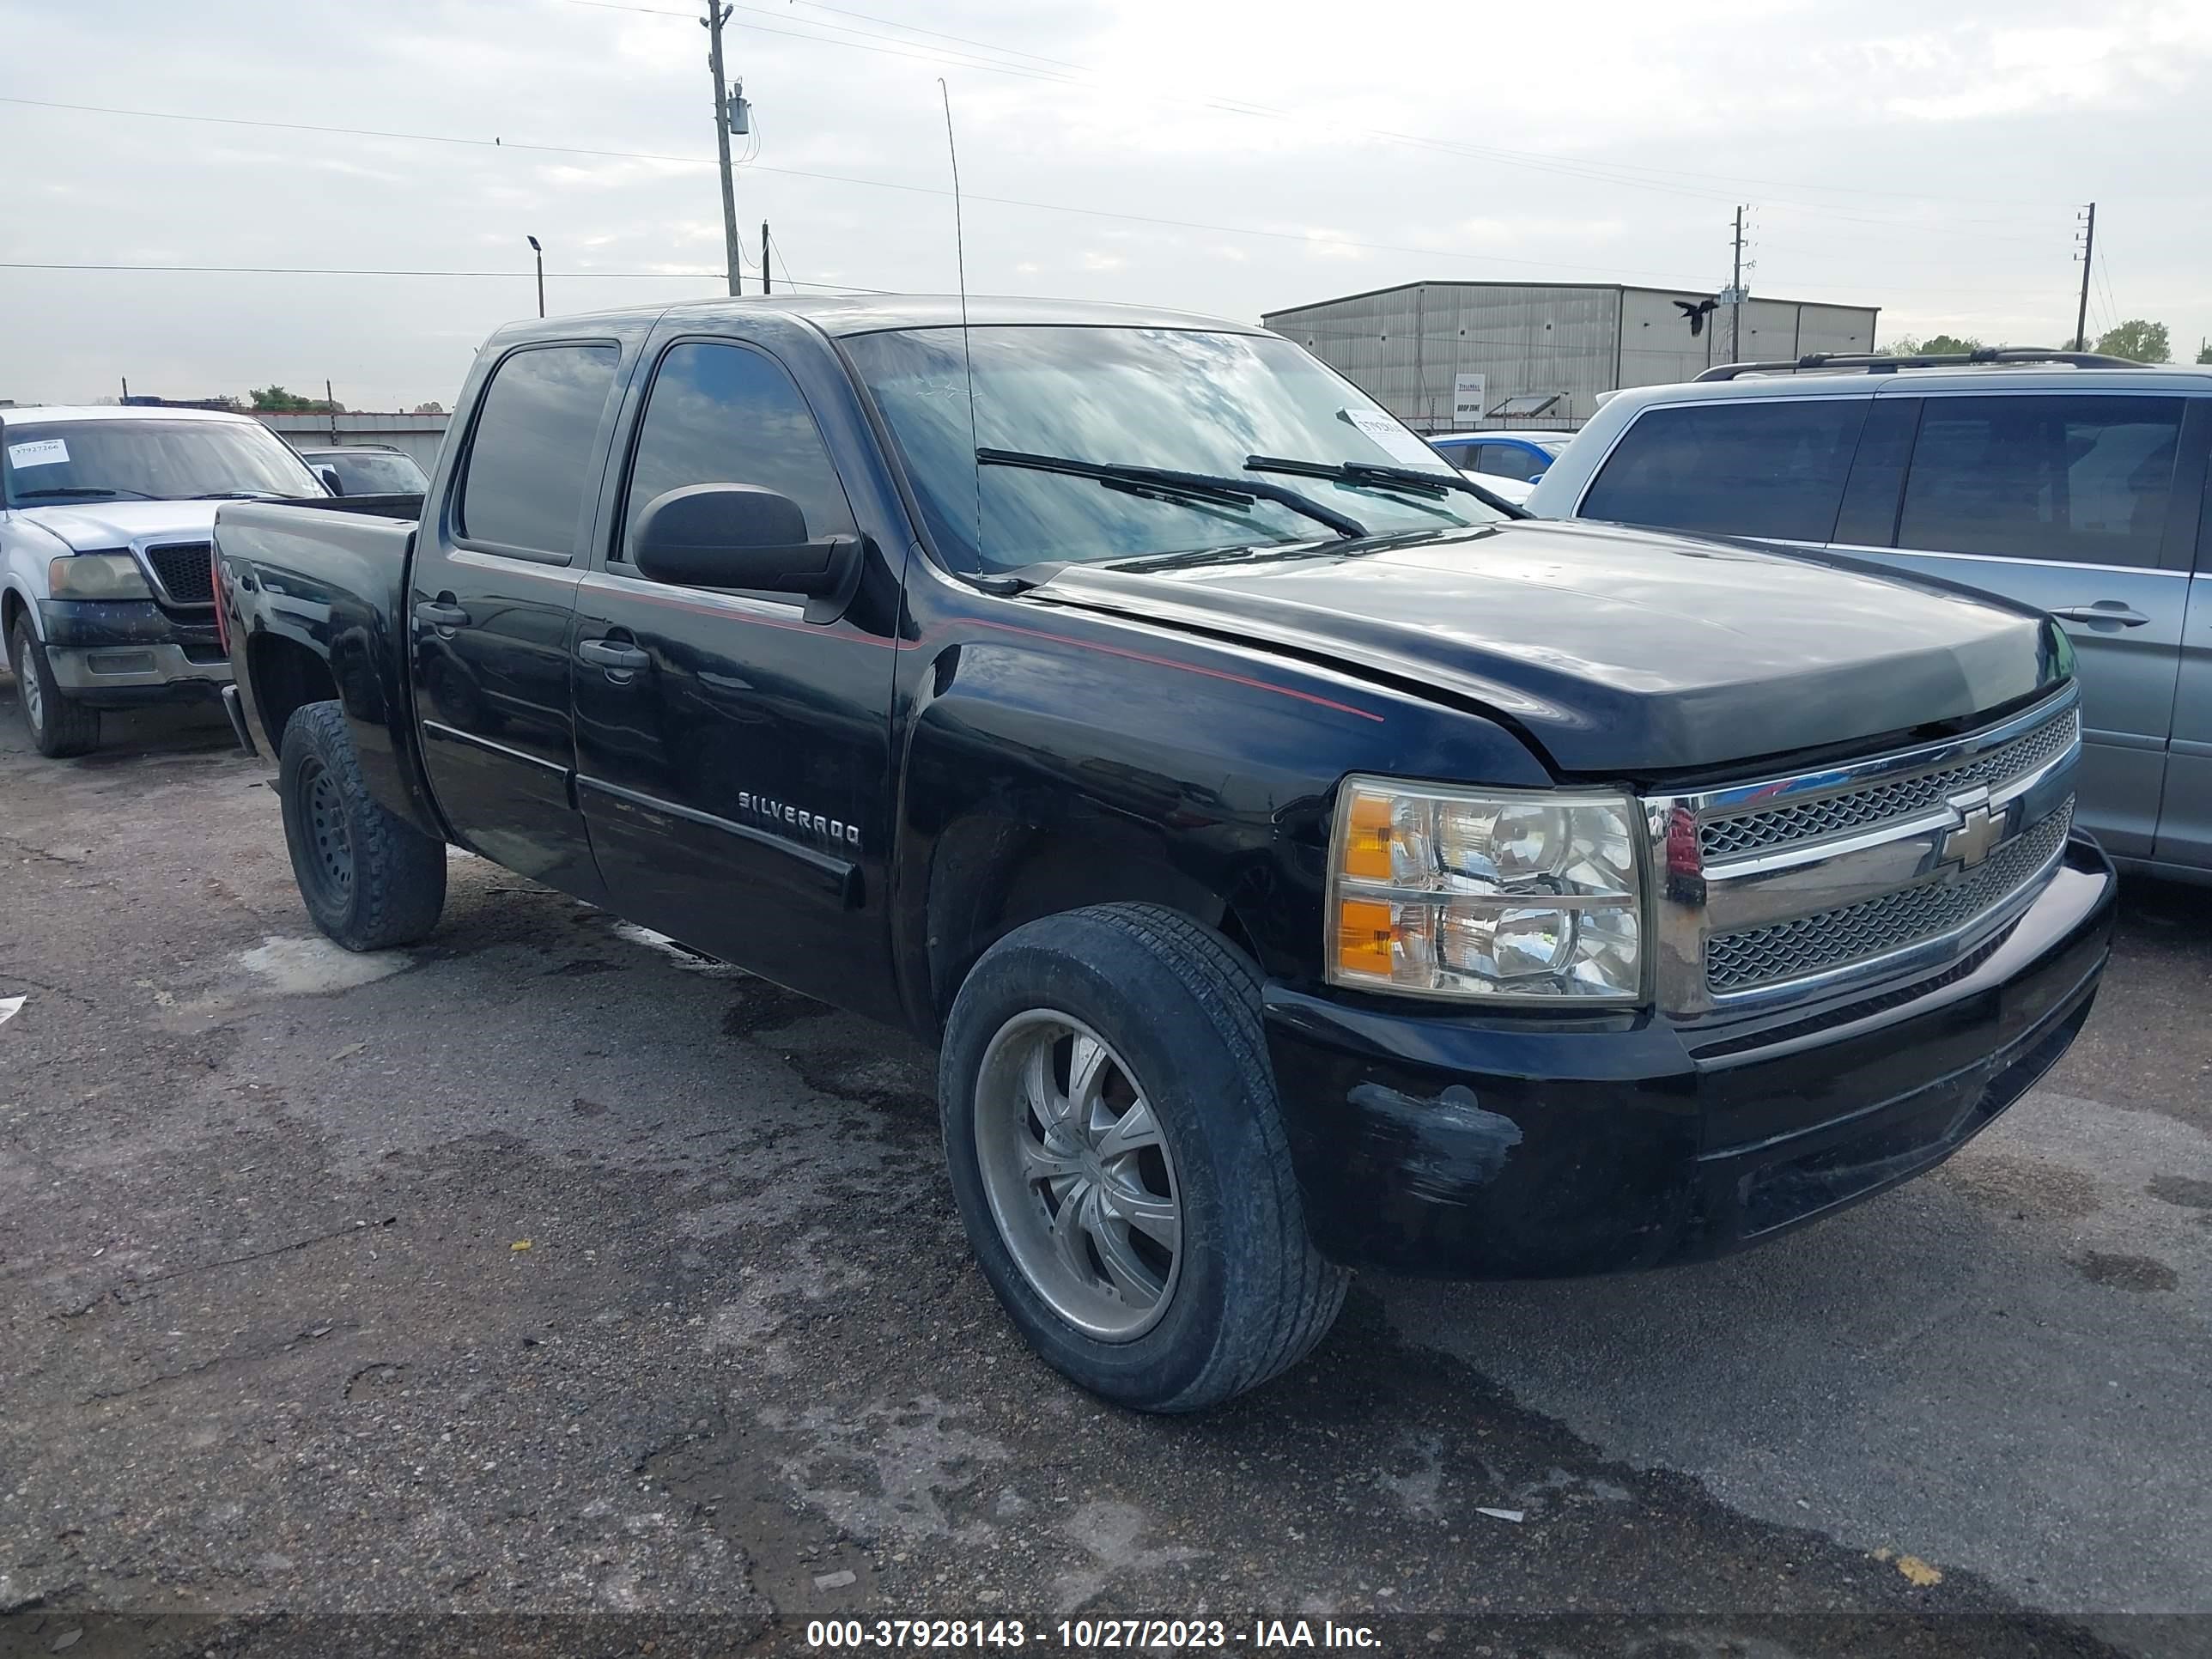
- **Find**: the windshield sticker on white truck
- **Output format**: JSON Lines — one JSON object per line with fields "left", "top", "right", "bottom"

{"left": 1338, "top": 410, "right": 1445, "bottom": 469}
{"left": 7, "top": 438, "right": 70, "bottom": 470}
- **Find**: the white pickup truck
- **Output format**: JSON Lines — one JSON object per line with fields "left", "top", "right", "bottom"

{"left": 3, "top": 404, "right": 326, "bottom": 756}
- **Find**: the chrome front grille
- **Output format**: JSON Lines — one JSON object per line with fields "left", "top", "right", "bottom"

{"left": 1705, "top": 802, "right": 2072, "bottom": 995}
{"left": 1647, "top": 687, "right": 2083, "bottom": 1016}
{"left": 1700, "top": 704, "right": 2079, "bottom": 860}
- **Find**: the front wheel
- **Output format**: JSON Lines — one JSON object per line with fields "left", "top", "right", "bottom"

{"left": 8, "top": 616, "right": 100, "bottom": 758}
{"left": 278, "top": 701, "right": 447, "bottom": 951}
{"left": 940, "top": 903, "right": 1348, "bottom": 1413}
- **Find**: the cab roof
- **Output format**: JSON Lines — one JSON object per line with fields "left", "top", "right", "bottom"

{"left": 501, "top": 294, "right": 1271, "bottom": 340}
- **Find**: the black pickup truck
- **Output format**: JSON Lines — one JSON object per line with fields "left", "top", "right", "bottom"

{"left": 213, "top": 296, "right": 2115, "bottom": 1412}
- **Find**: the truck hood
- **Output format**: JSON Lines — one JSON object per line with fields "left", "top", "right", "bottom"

{"left": 13, "top": 499, "right": 221, "bottom": 552}
{"left": 1031, "top": 517, "right": 2061, "bottom": 775}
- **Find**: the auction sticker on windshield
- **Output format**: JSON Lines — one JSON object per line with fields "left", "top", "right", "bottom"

{"left": 7, "top": 439, "right": 70, "bottom": 469}
{"left": 1338, "top": 410, "right": 1443, "bottom": 469}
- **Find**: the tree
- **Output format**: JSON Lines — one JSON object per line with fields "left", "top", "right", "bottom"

{"left": 249, "top": 384, "right": 344, "bottom": 413}
{"left": 2093, "top": 319, "right": 2170, "bottom": 363}
{"left": 411, "top": 401, "right": 446, "bottom": 415}
{"left": 2196, "top": 340, "right": 2211, "bottom": 366}
{"left": 1886, "top": 333, "right": 1983, "bottom": 357}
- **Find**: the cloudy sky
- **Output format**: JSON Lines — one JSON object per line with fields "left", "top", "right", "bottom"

{"left": 4, "top": 0, "right": 2208, "bottom": 409}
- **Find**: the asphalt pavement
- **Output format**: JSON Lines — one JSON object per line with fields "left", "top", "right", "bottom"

{"left": 1, "top": 689, "right": 2205, "bottom": 1659}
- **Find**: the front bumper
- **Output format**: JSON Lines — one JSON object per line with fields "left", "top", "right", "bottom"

{"left": 37, "top": 599, "right": 231, "bottom": 708}
{"left": 1264, "top": 836, "right": 2116, "bottom": 1279}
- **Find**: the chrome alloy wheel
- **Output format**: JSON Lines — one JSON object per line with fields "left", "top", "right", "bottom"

{"left": 972, "top": 1012, "right": 1182, "bottom": 1341}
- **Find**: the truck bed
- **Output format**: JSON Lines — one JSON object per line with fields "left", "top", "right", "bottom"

{"left": 213, "top": 495, "right": 438, "bottom": 832}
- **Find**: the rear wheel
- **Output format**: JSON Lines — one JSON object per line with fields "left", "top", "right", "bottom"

{"left": 940, "top": 903, "right": 1348, "bottom": 1412}
{"left": 8, "top": 616, "right": 100, "bottom": 758}
{"left": 278, "top": 701, "right": 447, "bottom": 951}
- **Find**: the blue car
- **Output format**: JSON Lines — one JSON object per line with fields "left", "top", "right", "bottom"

{"left": 1426, "top": 431, "right": 1571, "bottom": 482}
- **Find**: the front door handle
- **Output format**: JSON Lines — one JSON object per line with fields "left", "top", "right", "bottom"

{"left": 415, "top": 600, "right": 471, "bottom": 628}
{"left": 578, "top": 638, "right": 651, "bottom": 672}
{"left": 2051, "top": 603, "right": 2151, "bottom": 628}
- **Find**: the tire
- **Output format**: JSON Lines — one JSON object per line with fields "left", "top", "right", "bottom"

{"left": 939, "top": 902, "right": 1349, "bottom": 1413}
{"left": 8, "top": 615, "right": 100, "bottom": 758}
{"left": 277, "top": 701, "right": 447, "bottom": 951}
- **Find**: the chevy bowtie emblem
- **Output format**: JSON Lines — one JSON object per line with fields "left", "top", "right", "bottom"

{"left": 1942, "top": 790, "right": 2004, "bottom": 870}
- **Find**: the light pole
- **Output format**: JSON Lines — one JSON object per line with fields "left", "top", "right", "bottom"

{"left": 526, "top": 235, "right": 544, "bottom": 318}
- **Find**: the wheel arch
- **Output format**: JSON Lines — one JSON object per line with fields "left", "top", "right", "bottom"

{"left": 246, "top": 632, "right": 341, "bottom": 750}
{"left": 922, "top": 814, "right": 1262, "bottom": 1036}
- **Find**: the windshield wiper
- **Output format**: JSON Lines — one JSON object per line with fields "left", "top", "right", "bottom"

{"left": 10, "top": 486, "right": 161, "bottom": 501}
{"left": 1244, "top": 454, "right": 1530, "bottom": 518}
{"left": 177, "top": 490, "right": 283, "bottom": 501}
{"left": 976, "top": 447, "right": 1367, "bottom": 540}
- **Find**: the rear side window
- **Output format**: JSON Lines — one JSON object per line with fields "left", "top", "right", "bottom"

{"left": 457, "top": 343, "right": 620, "bottom": 556}
{"left": 618, "top": 339, "right": 856, "bottom": 560}
{"left": 1581, "top": 398, "right": 1869, "bottom": 542}
{"left": 1897, "top": 394, "right": 2183, "bottom": 569}
{"left": 1475, "top": 443, "right": 1548, "bottom": 483}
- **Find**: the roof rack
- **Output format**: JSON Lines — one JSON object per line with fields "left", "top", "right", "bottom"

{"left": 1695, "top": 346, "right": 2138, "bottom": 382}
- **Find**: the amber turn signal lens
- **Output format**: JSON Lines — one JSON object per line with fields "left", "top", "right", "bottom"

{"left": 1341, "top": 792, "right": 1395, "bottom": 881}
{"left": 1335, "top": 897, "right": 1395, "bottom": 976}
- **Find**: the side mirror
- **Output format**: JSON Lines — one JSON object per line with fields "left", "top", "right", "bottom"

{"left": 631, "top": 483, "right": 860, "bottom": 614}
{"left": 316, "top": 465, "right": 345, "bottom": 496}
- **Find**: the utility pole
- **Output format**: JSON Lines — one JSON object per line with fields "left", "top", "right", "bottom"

{"left": 702, "top": 2, "right": 742, "bottom": 296}
{"left": 325, "top": 380, "right": 338, "bottom": 445}
{"left": 2073, "top": 203, "right": 2096, "bottom": 352}
{"left": 527, "top": 234, "right": 544, "bottom": 317}
{"left": 761, "top": 221, "right": 771, "bottom": 294}
{"left": 1729, "top": 205, "right": 1747, "bottom": 362}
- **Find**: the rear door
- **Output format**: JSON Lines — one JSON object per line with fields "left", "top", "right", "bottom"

{"left": 2157, "top": 485, "right": 2212, "bottom": 872}
{"left": 410, "top": 338, "right": 624, "bottom": 899}
{"left": 570, "top": 330, "right": 906, "bottom": 1017}
{"left": 1837, "top": 390, "right": 2204, "bottom": 860}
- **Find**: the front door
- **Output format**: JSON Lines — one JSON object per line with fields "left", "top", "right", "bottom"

{"left": 1844, "top": 391, "right": 2203, "bottom": 860}
{"left": 570, "top": 334, "right": 904, "bottom": 1017}
{"left": 411, "top": 338, "right": 624, "bottom": 899}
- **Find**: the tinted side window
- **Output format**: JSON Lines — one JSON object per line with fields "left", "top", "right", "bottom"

{"left": 1581, "top": 398, "right": 1869, "bottom": 542}
{"left": 1477, "top": 444, "right": 1546, "bottom": 483}
{"left": 620, "top": 341, "right": 856, "bottom": 562}
{"left": 458, "top": 343, "right": 620, "bottom": 556}
{"left": 1897, "top": 394, "right": 2183, "bottom": 569}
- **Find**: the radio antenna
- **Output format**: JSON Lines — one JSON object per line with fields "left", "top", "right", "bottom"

{"left": 938, "top": 77, "right": 984, "bottom": 556}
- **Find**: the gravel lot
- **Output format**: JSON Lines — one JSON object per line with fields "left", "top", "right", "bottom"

{"left": 2, "top": 690, "right": 2206, "bottom": 1659}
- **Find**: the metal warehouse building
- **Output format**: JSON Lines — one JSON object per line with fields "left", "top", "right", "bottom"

{"left": 1262, "top": 282, "right": 1881, "bottom": 431}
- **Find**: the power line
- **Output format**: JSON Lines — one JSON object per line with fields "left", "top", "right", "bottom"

{"left": 790, "top": 0, "right": 1097, "bottom": 74}
{"left": 0, "top": 259, "right": 891, "bottom": 291}
{"left": 0, "top": 95, "right": 1723, "bottom": 289}
{"left": 557, "top": 0, "right": 2068, "bottom": 223}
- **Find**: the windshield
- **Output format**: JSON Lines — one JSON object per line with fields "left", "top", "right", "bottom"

{"left": 842, "top": 325, "right": 1505, "bottom": 573}
{"left": 306, "top": 449, "right": 429, "bottom": 495}
{"left": 3, "top": 418, "right": 323, "bottom": 506}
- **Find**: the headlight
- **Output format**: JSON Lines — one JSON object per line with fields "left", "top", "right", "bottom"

{"left": 48, "top": 553, "right": 153, "bottom": 601}
{"left": 1328, "top": 776, "right": 1645, "bottom": 1002}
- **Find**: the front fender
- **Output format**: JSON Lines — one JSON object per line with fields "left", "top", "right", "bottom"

{"left": 890, "top": 599, "right": 1553, "bottom": 1032}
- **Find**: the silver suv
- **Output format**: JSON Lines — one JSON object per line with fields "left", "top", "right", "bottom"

{"left": 1527, "top": 352, "right": 2211, "bottom": 884}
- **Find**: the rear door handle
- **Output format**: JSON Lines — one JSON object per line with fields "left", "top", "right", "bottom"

{"left": 415, "top": 601, "right": 472, "bottom": 628}
{"left": 578, "top": 638, "right": 651, "bottom": 672}
{"left": 2051, "top": 604, "right": 2151, "bottom": 628}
